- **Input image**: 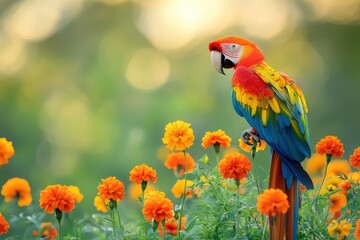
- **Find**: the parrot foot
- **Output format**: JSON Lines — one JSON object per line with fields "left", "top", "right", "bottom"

{"left": 241, "top": 128, "right": 261, "bottom": 146}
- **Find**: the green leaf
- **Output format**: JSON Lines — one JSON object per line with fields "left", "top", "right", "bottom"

{"left": 198, "top": 154, "right": 210, "bottom": 165}
{"left": 185, "top": 217, "right": 197, "bottom": 232}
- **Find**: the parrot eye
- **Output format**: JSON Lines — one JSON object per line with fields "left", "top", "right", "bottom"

{"left": 229, "top": 44, "right": 239, "bottom": 51}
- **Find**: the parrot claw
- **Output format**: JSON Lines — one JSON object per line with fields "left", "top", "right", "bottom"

{"left": 241, "top": 128, "right": 261, "bottom": 146}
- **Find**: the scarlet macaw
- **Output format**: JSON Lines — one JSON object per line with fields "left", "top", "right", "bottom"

{"left": 208, "top": 36, "right": 313, "bottom": 240}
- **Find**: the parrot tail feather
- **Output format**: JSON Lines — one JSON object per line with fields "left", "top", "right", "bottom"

{"left": 286, "top": 179, "right": 299, "bottom": 240}
{"left": 269, "top": 151, "right": 299, "bottom": 240}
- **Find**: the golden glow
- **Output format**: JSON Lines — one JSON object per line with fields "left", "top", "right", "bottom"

{"left": 126, "top": 48, "right": 170, "bottom": 91}
{"left": 99, "top": 0, "right": 127, "bottom": 5}
{"left": 237, "top": 0, "right": 293, "bottom": 39}
{"left": 0, "top": 33, "right": 27, "bottom": 76}
{"left": 304, "top": 0, "right": 360, "bottom": 24}
{"left": 135, "top": 0, "right": 232, "bottom": 50}
{"left": 3, "top": 0, "right": 83, "bottom": 42}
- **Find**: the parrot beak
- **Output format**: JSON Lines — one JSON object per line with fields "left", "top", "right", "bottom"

{"left": 211, "top": 51, "right": 225, "bottom": 75}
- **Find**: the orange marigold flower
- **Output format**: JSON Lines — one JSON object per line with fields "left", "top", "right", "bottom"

{"left": 128, "top": 182, "right": 155, "bottom": 200}
{"left": 201, "top": 129, "right": 231, "bottom": 149}
{"left": 171, "top": 179, "right": 201, "bottom": 198}
{"left": 39, "top": 185, "right": 76, "bottom": 213}
{"left": 94, "top": 196, "right": 108, "bottom": 213}
{"left": 0, "top": 213, "right": 9, "bottom": 234}
{"left": 327, "top": 160, "right": 352, "bottom": 177}
{"left": 350, "top": 147, "right": 360, "bottom": 170}
{"left": 68, "top": 185, "right": 83, "bottom": 203}
{"left": 142, "top": 190, "right": 174, "bottom": 223}
{"left": 327, "top": 219, "right": 352, "bottom": 240}
{"left": 0, "top": 138, "right": 15, "bottom": 166}
{"left": 238, "top": 137, "right": 266, "bottom": 153}
{"left": 162, "top": 120, "right": 194, "bottom": 151}
{"left": 257, "top": 188, "right": 290, "bottom": 216}
{"left": 97, "top": 176, "right": 125, "bottom": 202}
{"left": 300, "top": 184, "right": 307, "bottom": 192}
{"left": 354, "top": 218, "right": 360, "bottom": 239}
{"left": 305, "top": 153, "right": 327, "bottom": 176}
{"left": 218, "top": 152, "right": 252, "bottom": 180}
{"left": 338, "top": 180, "right": 351, "bottom": 194}
{"left": 129, "top": 164, "right": 158, "bottom": 184}
{"left": 316, "top": 136, "right": 344, "bottom": 158}
{"left": 33, "top": 222, "right": 58, "bottom": 240}
{"left": 329, "top": 193, "right": 347, "bottom": 214}
{"left": 1, "top": 177, "right": 32, "bottom": 207}
{"left": 158, "top": 217, "right": 186, "bottom": 237}
{"left": 164, "top": 152, "right": 196, "bottom": 177}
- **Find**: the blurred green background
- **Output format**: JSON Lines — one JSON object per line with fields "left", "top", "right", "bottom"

{"left": 0, "top": 0, "right": 360, "bottom": 223}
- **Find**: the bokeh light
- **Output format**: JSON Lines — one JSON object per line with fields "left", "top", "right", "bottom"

{"left": 126, "top": 48, "right": 170, "bottom": 91}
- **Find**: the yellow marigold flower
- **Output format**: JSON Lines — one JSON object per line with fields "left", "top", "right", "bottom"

{"left": 162, "top": 120, "right": 194, "bottom": 151}
{"left": 320, "top": 175, "right": 341, "bottom": 195}
{"left": 128, "top": 182, "right": 155, "bottom": 200}
{"left": 0, "top": 138, "right": 15, "bottom": 166}
{"left": 142, "top": 190, "right": 174, "bottom": 223}
{"left": 305, "top": 153, "right": 326, "bottom": 176}
{"left": 94, "top": 196, "right": 108, "bottom": 213}
{"left": 164, "top": 152, "right": 196, "bottom": 177}
{"left": 129, "top": 164, "right": 157, "bottom": 184}
{"left": 0, "top": 213, "right": 9, "bottom": 234}
{"left": 328, "top": 219, "right": 352, "bottom": 240}
{"left": 39, "top": 185, "right": 76, "bottom": 213}
{"left": 67, "top": 185, "right": 83, "bottom": 203}
{"left": 348, "top": 172, "right": 360, "bottom": 184}
{"left": 354, "top": 218, "right": 360, "bottom": 239}
{"left": 327, "top": 160, "right": 351, "bottom": 176}
{"left": 316, "top": 136, "right": 344, "bottom": 158}
{"left": 218, "top": 152, "right": 252, "bottom": 180}
{"left": 1, "top": 177, "right": 32, "bottom": 207}
{"left": 97, "top": 176, "right": 125, "bottom": 203}
{"left": 238, "top": 137, "right": 266, "bottom": 153}
{"left": 32, "top": 222, "right": 58, "bottom": 239}
{"left": 201, "top": 129, "right": 231, "bottom": 149}
{"left": 350, "top": 147, "right": 360, "bottom": 170}
{"left": 144, "top": 190, "right": 166, "bottom": 200}
{"left": 329, "top": 193, "right": 347, "bottom": 214}
{"left": 158, "top": 217, "right": 186, "bottom": 237}
{"left": 171, "top": 179, "right": 201, "bottom": 198}
{"left": 257, "top": 188, "right": 290, "bottom": 216}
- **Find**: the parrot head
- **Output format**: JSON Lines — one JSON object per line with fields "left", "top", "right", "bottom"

{"left": 208, "top": 36, "right": 265, "bottom": 74}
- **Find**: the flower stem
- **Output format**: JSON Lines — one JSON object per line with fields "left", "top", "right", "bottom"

{"left": 313, "top": 154, "right": 331, "bottom": 207}
{"left": 235, "top": 179, "right": 240, "bottom": 239}
{"left": 161, "top": 219, "right": 166, "bottom": 240}
{"left": 109, "top": 200, "right": 118, "bottom": 240}
{"left": 177, "top": 150, "right": 188, "bottom": 239}
{"left": 141, "top": 187, "right": 147, "bottom": 239}
{"left": 250, "top": 144, "right": 264, "bottom": 227}
{"left": 200, "top": 170, "right": 222, "bottom": 201}
{"left": 55, "top": 209, "right": 62, "bottom": 240}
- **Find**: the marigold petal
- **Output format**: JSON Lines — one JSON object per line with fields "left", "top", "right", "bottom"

{"left": 315, "top": 136, "right": 344, "bottom": 158}
{"left": 129, "top": 164, "right": 158, "bottom": 184}
{"left": 201, "top": 129, "right": 231, "bottom": 149}
{"left": 0, "top": 213, "right": 9, "bottom": 234}
{"left": 97, "top": 176, "right": 125, "bottom": 203}
{"left": 257, "top": 188, "right": 289, "bottom": 216}
{"left": 39, "top": 185, "right": 76, "bottom": 213}
{"left": 162, "top": 120, "right": 194, "bottom": 151}
{"left": 218, "top": 152, "right": 252, "bottom": 180}
{"left": 1, "top": 177, "right": 32, "bottom": 207}
{"left": 164, "top": 152, "right": 196, "bottom": 177}
{"left": 350, "top": 147, "right": 360, "bottom": 170}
